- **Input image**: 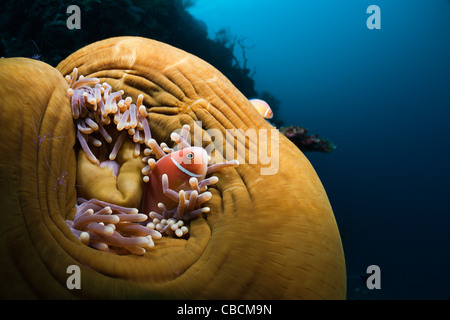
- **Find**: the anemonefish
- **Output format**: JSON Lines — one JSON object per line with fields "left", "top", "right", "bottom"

{"left": 249, "top": 99, "right": 273, "bottom": 119}
{"left": 142, "top": 147, "right": 209, "bottom": 215}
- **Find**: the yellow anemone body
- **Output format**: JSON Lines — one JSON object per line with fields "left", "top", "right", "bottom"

{"left": 0, "top": 37, "right": 346, "bottom": 299}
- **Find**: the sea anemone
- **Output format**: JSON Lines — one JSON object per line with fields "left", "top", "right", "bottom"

{"left": 0, "top": 37, "right": 346, "bottom": 299}
{"left": 64, "top": 68, "right": 239, "bottom": 255}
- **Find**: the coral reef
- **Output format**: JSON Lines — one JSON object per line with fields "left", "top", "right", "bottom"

{"left": 280, "top": 126, "right": 337, "bottom": 153}
{"left": 0, "top": 0, "right": 256, "bottom": 97}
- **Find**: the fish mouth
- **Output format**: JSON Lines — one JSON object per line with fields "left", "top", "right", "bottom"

{"left": 170, "top": 156, "right": 203, "bottom": 178}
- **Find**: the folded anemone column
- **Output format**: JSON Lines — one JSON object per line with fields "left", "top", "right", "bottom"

{"left": 0, "top": 36, "right": 345, "bottom": 299}
{"left": 0, "top": 58, "right": 78, "bottom": 298}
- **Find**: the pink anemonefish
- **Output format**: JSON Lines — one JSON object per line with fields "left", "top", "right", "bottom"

{"left": 249, "top": 99, "right": 273, "bottom": 119}
{"left": 142, "top": 147, "right": 209, "bottom": 215}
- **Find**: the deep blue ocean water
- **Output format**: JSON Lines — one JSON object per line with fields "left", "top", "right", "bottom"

{"left": 189, "top": 0, "right": 450, "bottom": 299}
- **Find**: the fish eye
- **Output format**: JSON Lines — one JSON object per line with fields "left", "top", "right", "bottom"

{"left": 186, "top": 152, "right": 194, "bottom": 160}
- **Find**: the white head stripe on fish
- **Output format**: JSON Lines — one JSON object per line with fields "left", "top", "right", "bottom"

{"left": 170, "top": 156, "right": 203, "bottom": 177}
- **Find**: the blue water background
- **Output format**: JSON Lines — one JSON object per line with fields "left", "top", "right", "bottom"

{"left": 188, "top": 0, "right": 450, "bottom": 299}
